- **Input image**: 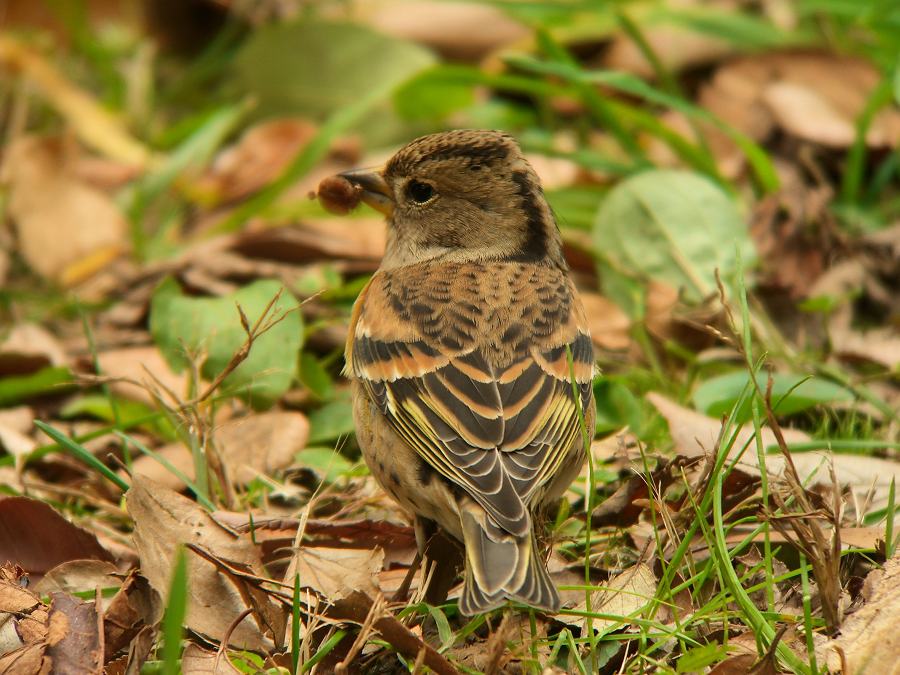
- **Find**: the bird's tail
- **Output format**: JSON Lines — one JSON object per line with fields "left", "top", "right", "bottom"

{"left": 457, "top": 502, "right": 559, "bottom": 616}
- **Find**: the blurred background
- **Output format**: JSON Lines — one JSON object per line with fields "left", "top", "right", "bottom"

{"left": 0, "top": 1, "right": 899, "bottom": 671}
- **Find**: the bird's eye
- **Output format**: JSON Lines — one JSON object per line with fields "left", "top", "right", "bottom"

{"left": 406, "top": 180, "right": 435, "bottom": 204}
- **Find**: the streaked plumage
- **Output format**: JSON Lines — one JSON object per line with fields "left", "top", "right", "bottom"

{"left": 338, "top": 130, "right": 595, "bottom": 614}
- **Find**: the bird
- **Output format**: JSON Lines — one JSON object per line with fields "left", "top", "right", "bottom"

{"left": 335, "top": 129, "right": 595, "bottom": 615}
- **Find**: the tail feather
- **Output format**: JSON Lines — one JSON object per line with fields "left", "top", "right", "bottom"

{"left": 458, "top": 503, "right": 559, "bottom": 616}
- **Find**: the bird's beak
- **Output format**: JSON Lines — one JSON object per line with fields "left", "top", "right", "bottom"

{"left": 338, "top": 166, "right": 394, "bottom": 217}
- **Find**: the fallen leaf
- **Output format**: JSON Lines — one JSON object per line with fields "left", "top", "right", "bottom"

{"left": 647, "top": 393, "right": 900, "bottom": 513}
{"left": 44, "top": 592, "right": 103, "bottom": 675}
{"left": 580, "top": 292, "right": 632, "bottom": 351}
{"left": 0, "top": 324, "right": 68, "bottom": 377}
{"left": 0, "top": 498, "right": 115, "bottom": 579}
{"left": 2, "top": 136, "right": 128, "bottom": 285}
{"left": 180, "top": 643, "right": 242, "bottom": 674}
{"left": 100, "top": 572, "right": 161, "bottom": 659}
{"left": 126, "top": 477, "right": 271, "bottom": 651}
{"left": 288, "top": 546, "right": 384, "bottom": 601}
{"left": 562, "top": 563, "right": 657, "bottom": 636}
{"left": 33, "top": 560, "right": 120, "bottom": 599}
{"left": 195, "top": 118, "right": 317, "bottom": 204}
{"left": 95, "top": 347, "right": 189, "bottom": 408}
{"left": 603, "top": 23, "right": 735, "bottom": 78}
{"left": 826, "top": 553, "right": 900, "bottom": 674}
{"left": 130, "top": 411, "right": 309, "bottom": 489}
{"left": 364, "top": 0, "right": 529, "bottom": 61}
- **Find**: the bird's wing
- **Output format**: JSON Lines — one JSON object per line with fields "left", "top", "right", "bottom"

{"left": 347, "top": 262, "right": 594, "bottom": 537}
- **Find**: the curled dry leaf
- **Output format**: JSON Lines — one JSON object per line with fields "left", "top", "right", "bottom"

{"left": 126, "top": 477, "right": 270, "bottom": 651}
{"left": 2, "top": 136, "right": 128, "bottom": 285}
{"left": 287, "top": 546, "right": 384, "bottom": 602}
{"left": 33, "top": 560, "right": 120, "bottom": 599}
{"left": 579, "top": 292, "right": 631, "bottom": 351}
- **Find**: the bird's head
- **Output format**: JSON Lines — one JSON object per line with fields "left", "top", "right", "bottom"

{"left": 339, "top": 130, "right": 566, "bottom": 270}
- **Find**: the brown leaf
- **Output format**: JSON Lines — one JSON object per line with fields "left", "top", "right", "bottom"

{"left": 44, "top": 592, "right": 103, "bottom": 675}
{"left": 33, "top": 560, "right": 119, "bottom": 598}
{"left": 126, "top": 477, "right": 270, "bottom": 650}
{"left": 95, "top": 347, "right": 188, "bottom": 407}
{"left": 647, "top": 394, "right": 900, "bottom": 513}
{"left": 826, "top": 553, "right": 900, "bottom": 674}
{"left": 365, "top": 0, "right": 528, "bottom": 61}
{"left": 580, "top": 292, "right": 631, "bottom": 351}
{"left": 288, "top": 546, "right": 384, "bottom": 601}
{"left": 101, "top": 573, "right": 161, "bottom": 659}
{"left": 0, "top": 642, "right": 50, "bottom": 675}
{"left": 195, "top": 119, "right": 317, "bottom": 204}
{"left": 180, "top": 644, "right": 242, "bottom": 674}
{"left": 130, "top": 411, "right": 309, "bottom": 490}
{"left": 2, "top": 136, "right": 128, "bottom": 285}
{"left": 709, "top": 654, "right": 758, "bottom": 674}
{"left": 0, "top": 498, "right": 115, "bottom": 579}
{"left": 0, "top": 324, "right": 68, "bottom": 377}
{"left": 560, "top": 563, "right": 657, "bottom": 635}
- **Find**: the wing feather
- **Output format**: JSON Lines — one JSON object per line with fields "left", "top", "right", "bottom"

{"left": 349, "top": 263, "right": 594, "bottom": 536}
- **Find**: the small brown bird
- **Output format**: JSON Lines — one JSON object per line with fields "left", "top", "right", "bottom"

{"left": 337, "top": 130, "right": 594, "bottom": 615}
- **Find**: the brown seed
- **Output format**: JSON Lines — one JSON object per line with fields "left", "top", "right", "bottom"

{"left": 317, "top": 175, "right": 362, "bottom": 215}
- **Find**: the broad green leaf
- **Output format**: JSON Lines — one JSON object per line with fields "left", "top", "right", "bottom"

{"left": 297, "top": 446, "right": 357, "bottom": 483}
{"left": 693, "top": 371, "right": 854, "bottom": 424}
{"left": 393, "top": 65, "right": 475, "bottom": 121}
{"left": 307, "top": 397, "right": 355, "bottom": 444}
{"left": 233, "top": 20, "right": 435, "bottom": 119}
{"left": 149, "top": 278, "right": 303, "bottom": 408}
{"left": 298, "top": 352, "right": 334, "bottom": 401}
{"left": 61, "top": 394, "right": 175, "bottom": 439}
{"left": 593, "top": 378, "right": 642, "bottom": 435}
{"left": 593, "top": 169, "right": 755, "bottom": 305}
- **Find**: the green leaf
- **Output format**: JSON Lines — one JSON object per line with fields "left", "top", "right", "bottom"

{"left": 61, "top": 394, "right": 175, "bottom": 439}
{"left": 149, "top": 278, "right": 303, "bottom": 408}
{"left": 0, "top": 366, "right": 74, "bottom": 407}
{"left": 297, "top": 446, "right": 356, "bottom": 483}
{"left": 593, "top": 378, "right": 642, "bottom": 435}
{"left": 593, "top": 169, "right": 755, "bottom": 305}
{"left": 298, "top": 352, "right": 334, "bottom": 400}
{"left": 233, "top": 20, "right": 435, "bottom": 120}
{"left": 693, "top": 371, "right": 855, "bottom": 424}
{"left": 307, "top": 397, "right": 355, "bottom": 444}
{"left": 393, "top": 65, "right": 476, "bottom": 121}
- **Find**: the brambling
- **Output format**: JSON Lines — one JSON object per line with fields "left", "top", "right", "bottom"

{"left": 333, "top": 130, "right": 595, "bottom": 615}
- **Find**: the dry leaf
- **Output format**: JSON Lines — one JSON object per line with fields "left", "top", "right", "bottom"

{"left": 101, "top": 572, "right": 161, "bottom": 659}
{"left": 2, "top": 136, "right": 128, "bottom": 285}
{"left": 562, "top": 563, "right": 657, "bottom": 635}
{"left": 195, "top": 118, "right": 317, "bottom": 204}
{"left": 288, "top": 546, "right": 384, "bottom": 601}
{"left": 363, "top": 0, "right": 528, "bottom": 60}
{"left": 44, "top": 592, "right": 103, "bottom": 675}
{"left": 580, "top": 292, "right": 631, "bottom": 351}
{"left": 95, "top": 347, "right": 188, "bottom": 407}
{"left": 180, "top": 644, "right": 242, "bottom": 674}
{"left": 826, "top": 553, "right": 900, "bottom": 674}
{"left": 647, "top": 393, "right": 900, "bottom": 513}
{"left": 0, "top": 324, "right": 68, "bottom": 376}
{"left": 130, "top": 411, "right": 309, "bottom": 489}
{"left": 126, "top": 478, "right": 271, "bottom": 651}
{"left": 33, "top": 560, "right": 120, "bottom": 599}
{"left": 0, "top": 498, "right": 115, "bottom": 579}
